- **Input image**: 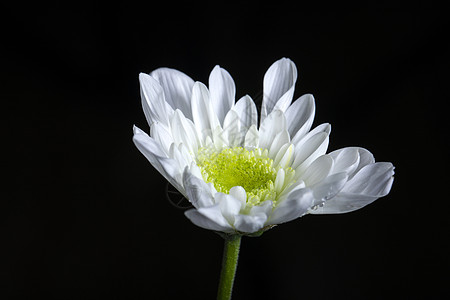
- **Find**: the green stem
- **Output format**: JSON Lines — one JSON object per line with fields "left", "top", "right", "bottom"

{"left": 217, "top": 234, "right": 242, "bottom": 300}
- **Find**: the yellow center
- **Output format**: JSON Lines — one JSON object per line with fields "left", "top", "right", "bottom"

{"left": 197, "top": 147, "right": 281, "bottom": 205}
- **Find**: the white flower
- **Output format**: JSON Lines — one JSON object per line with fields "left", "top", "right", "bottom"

{"left": 133, "top": 58, "right": 395, "bottom": 234}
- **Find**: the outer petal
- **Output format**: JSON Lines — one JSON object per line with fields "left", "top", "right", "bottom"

{"left": 150, "top": 68, "right": 194, "bottom": 120}
{"left": 267, "top": 188, "right": 314, "bottom": 225}
{"left": 132, "top": 126, "right": 184, "bottom": 194}
{"left": 261, "top": 58, "right": 298, "bottom": 123}
{"left": 285, "top": 94, "right": 315, "bottom": 141}
{"left": 209, "top": 66, "right": 236, "bottom": 125}
{"left": 139, "top": 73, "right": 174, "bottom": 128}
{"left": 311, "top": 162, "right": 395, "bottom": 214}
{"left": 184, "top": 205, "right": 233, "bottom": 232}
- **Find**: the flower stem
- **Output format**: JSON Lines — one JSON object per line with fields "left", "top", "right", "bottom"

{"left": 217, "top": 234, "right": 242, "bottom": 300}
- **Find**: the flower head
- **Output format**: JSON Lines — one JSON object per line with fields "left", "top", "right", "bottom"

{"left": 133, "top": 58, "right": 394, "bottom": 234}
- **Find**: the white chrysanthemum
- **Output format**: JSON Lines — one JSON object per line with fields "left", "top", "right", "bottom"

{"left": 133, "top": 58, "right": 394, "bottom": 234}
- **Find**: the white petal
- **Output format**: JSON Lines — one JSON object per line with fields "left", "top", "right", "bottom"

{"left": 216, "top": 193, "right": 242, "bottom": 225}
{"left": 150, "top": 68, "right": 194, "bottom": 120}
{"left": 169, "top": 143, "right": 194, "bottom": 173}
{"left": 212, "top": 125, "right": 227, "bottom": 150}
{"left": 292, "top": 122, "right": 331, "bottom": 147}
{"left": 352, "top": 148, "right": 375, "bottom": 179}
{"left": 182, "top": 168, "right": 215, "bottom": 208}
{"left": 184, "top": 205, "right": 233, "bottom": 232}
{"left": 267, "top": 188, "right": 314, "bottom": 225}
{"left": 301, "top": 155, "right": 334, "bottom": 186}
{"left": 274, "top": 168, "right": 285, "bottom": 193}
{"left": 284, "top": 94, "right": 315, "bottom": 140}
{"left": 234, "top": 213, "right": 267, "bottom": 233}
{"left": 312, "top": 162, "right": 394, "bottom": 214}
{"left": 329, "top": 147, "right": 360, "bottom": 176}
{"left": 150, "top": 122, "right": 174, "bottom": 156}
{"left": 233, "top": 95, "right": 258, "bottom": 130}
{"left": 292, "top": 132, "right": 329, "bottom": 173}
{"left": 191, "top": 82, "right": 221, "bottom": 143}
{"left": 250, "top": 200, "right": 273, "bottom": 216}
{"left": 273, "top": 143, "right": 295, "bottom": 169}
{"left": 310, "top": 194, "right": 379, "bottom": 214}
{"left": 261, "top": 58, "right": 297, "bottom": 123}
{"left": 244, "top": 124, "right": 259, "bottom": 149}
{"left": 277, "top": 180, "right": 306, "bottom": 201}
{"left": 171, "top": 109, "right": 200, "bottom": 155}
{"left": 309, "top": 172, "right": 348, "bottom": 206}
{"left": 258, "top": 110, "right": 286, "bottom": 151}
{"left": 268, "top": 130, "right": 290, "bottom": 159}
{"left": 229, "top": 186, "right": 247, "bottom": 208}
{"left": 139, "top": 73, "right": 174, "bottom": 128}
{"left": 169, "top": 143, "right": 187, "bottom": 171}
{"left": 209, "top": 65, "right": 236, "bottom": 125}
{"left": 222, "top": 110, "right": 241, "bottom": 147}
{"left": 133, "top": 126, "right": 184, "bottom": 193}
{"left": 188, "top": 162, "right": 203, "bottom": 179}
{"left": 343, "top": 162, "right": 395, "bottom": 195}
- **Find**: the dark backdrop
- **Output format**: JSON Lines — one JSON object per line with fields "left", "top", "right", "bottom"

{"left": 2, "top": 5, "right": 449, "bottom": 299}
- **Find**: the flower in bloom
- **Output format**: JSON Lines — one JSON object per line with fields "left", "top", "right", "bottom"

{"left": 133, "top": 58, "right": 394, "bottom": 234}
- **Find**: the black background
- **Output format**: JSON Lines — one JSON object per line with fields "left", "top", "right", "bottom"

{"left": 2, "top": 5, "right": 449, "bottom": 300}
